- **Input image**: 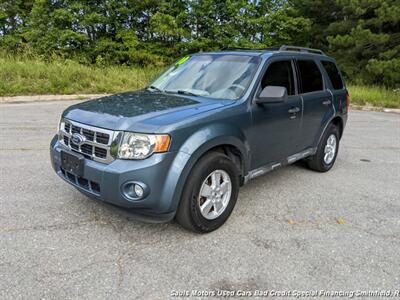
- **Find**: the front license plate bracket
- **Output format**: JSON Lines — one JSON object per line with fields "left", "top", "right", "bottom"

{"left": 61, "top": 151, "right": 84, "bottom": 177}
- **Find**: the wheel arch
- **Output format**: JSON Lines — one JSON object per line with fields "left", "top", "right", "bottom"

{"left": 163, "top": 125, "right": 250, "bottom": 214}
{"left": 316, "top": 115, "right": 344, "bottom": 147}
{"left": 331, "top": 116, "right": 344, "bottom": 139}
{"left": 194, "top": 144, "right": 246, "bottom": 184}
{"left": 180, "top": 137, "right": 249, "bottom": 189}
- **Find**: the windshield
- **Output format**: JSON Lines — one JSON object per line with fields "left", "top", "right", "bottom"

{"left": 149, "top": 54, "right": 260, "bottom": 100}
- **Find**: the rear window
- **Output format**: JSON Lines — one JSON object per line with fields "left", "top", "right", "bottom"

{"left": 321, "top": 61, "right": 344, "bottom": 90}
{"left": 297, "top": 60, "right": 323, "bottom": 93}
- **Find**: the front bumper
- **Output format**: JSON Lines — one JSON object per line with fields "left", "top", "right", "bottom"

{"left": 50, "top": 135, "right": 182, "bottom": 222}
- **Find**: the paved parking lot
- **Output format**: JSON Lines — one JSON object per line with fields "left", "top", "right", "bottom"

{"left": 1, "top": 100, "right": 399, "bottom": 299}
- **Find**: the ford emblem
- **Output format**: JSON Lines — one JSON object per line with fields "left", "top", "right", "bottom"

{"left": 71, "top": 133, "right": 86, "bottom": 146}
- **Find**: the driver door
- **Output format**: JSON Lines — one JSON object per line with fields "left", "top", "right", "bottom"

{"left": 249, "top": 58, "right": 303, "bottom": 170}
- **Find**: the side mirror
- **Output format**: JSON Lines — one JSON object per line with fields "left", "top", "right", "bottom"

{"left": 256, "top": 86, "right": 288, "bottom": 104}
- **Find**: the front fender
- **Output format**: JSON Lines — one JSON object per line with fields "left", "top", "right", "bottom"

{"left": 161, "top": 123, "right": 250, "bottom": 213}
{"left": 180, "top": 123, "right": 250, "bottom": 172}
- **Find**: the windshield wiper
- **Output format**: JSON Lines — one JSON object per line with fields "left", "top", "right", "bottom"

{"left": 147, "top": 85, "right": 163, "bottom": 93}
{"left": 165, "top": 89, "right": 200, "bottom": 97}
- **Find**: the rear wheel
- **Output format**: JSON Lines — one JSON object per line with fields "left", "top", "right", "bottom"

{"left": 307, "top": 123, "right": 339, "bottom": 172}
{"left": 176, "top": 152, "right": 239, "bottom": 233}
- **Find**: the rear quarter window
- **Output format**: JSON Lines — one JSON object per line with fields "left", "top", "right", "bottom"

{"left": 297, "top": 60, "right": 323, "bottom": 93}
{"left": 321, "top": 60, "right": 344, "bottom": 90}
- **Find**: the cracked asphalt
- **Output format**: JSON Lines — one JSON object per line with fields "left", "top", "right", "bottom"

{"left": 1, "top": 101, "right": 399, "bottom": 299}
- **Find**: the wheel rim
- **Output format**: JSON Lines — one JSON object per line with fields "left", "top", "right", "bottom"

{"left": 324, "top": 134, "right": 337, "bottom": 164}
{"left": 198, "top": 169, "right": 232, "bottom": 220}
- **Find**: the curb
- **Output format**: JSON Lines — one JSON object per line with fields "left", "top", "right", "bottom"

{"left": 0, "top": 94, "right": 109, "bottom": 104}
{"left": 350, "top": 104, "right": 400, "bottom": 114}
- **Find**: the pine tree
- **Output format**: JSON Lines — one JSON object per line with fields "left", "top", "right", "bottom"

{"left": 327, "top": 0, "right": 400, "bottom": 86}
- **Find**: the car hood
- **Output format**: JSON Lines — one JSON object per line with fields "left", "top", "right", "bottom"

{"left": 63, "top": 90, "right": 233, "bottom": 132}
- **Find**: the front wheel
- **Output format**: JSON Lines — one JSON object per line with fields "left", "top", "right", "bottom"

{"left": 307, "top": 123, "right": 340, "bottom": 172}
{"left": 176, "top": 152, "right": 239, "bottom": 233}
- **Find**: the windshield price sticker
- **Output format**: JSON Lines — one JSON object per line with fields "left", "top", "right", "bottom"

{"left": 176, "top": 55, "right": 190, "bottom": 65}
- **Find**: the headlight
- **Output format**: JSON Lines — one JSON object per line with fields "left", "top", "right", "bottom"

{"left": 118, "top": 132, "right": 170, "bottom": 160}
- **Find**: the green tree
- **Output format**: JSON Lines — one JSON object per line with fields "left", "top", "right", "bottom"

{"left": 290, "top": 0, "right": 344, "bottom": 50}
{"left": 22, "top": 0, "right": 88, "bottom": 58}
{"left": 0, "top": 0, "right": 398, "bottom": 86}
{"left": 0, "top": 0, "right": 34, "bottom": 51}
{"left": 327, "top": 0, "right": 400, "bottom": 86}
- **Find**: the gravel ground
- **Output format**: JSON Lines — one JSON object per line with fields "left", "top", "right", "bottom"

{"left": 1, "top": 100, "right": 399, "bottom": 299}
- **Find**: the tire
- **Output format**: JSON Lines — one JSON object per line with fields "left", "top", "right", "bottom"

{"left": 176, "top": 151, "right": 239, "bottom": 233}
{"left": 307, "top": 123, "right": 340, "bottom": 172}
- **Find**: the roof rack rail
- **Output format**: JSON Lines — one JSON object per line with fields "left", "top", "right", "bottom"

{"left": 279, "top": 45, "right": 325, "bottom": 55}
{"left": 220, "top": 46, "right": 276, "bottom": 51}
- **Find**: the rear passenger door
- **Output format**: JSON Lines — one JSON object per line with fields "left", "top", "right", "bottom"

{"left": 321, "top": 60, "right": 347, "bottom": 114}
{"left": 295, "top": 59, "right": 334, "bottom": 149}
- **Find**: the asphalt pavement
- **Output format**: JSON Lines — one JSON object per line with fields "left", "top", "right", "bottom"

{"left": 1, "top": 100, "right": 399, "bottom": 299}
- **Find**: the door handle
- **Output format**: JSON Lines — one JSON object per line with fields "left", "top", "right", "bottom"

{"left": 322, "top": 99, "right": 332, "bottom": 105}
{"left": 288, "top": 107, "right": 300, "bottom": 114}
{"left": 288, "top": 106, "right": 300, "bottom": 119}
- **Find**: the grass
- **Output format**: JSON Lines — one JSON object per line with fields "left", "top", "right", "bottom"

{"left": 0, "top": 54, "right": 398, "bottom": 109}
{"left": 347, "top": 84, "right": 400, "bottom": 109}
{"left": 0, "top": 55, "right": 162, "bottom": 96}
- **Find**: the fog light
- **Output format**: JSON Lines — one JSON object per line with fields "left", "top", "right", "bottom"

{"left": 134, "top": 184, "right": 144, "bottom": 197}
{"left": 121, "top": 181, "right": 149, "bottom": 201}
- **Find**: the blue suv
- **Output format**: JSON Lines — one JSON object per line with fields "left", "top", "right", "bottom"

{"left": 50, "top": 46, "right": 349, "bottom": 233}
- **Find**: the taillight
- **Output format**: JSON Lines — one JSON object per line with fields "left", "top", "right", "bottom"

{"left": 345, "top": 93, "right": 350, "bottom": 113}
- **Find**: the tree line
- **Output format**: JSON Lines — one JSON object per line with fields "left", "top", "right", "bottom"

{"left": 0, "top": 0, "right": 399, "bottom": 87}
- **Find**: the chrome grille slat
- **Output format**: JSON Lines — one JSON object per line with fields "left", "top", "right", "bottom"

{"left": 59, "top": 119, "right": 116, "bottom": 164}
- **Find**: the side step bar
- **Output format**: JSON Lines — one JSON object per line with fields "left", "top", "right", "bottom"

{"left": 244, "top": 147, "right": 316, "bottom": 184}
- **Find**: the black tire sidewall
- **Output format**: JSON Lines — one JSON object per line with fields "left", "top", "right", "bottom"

{"left": 181, "top": 153, "right": 239, "bottom": 233}
{"left": 318, "top": 125, "right": 340, "bottom": 171}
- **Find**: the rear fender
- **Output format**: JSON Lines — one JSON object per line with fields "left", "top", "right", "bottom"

{"left": 315, "top": 114, "right": 344, "bottom": 146}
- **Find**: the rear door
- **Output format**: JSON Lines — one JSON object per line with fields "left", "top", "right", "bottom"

{"left": 320, "top": 60, "right": 348, "bottom": 114}
{"left": 249, "top": 58, "right": 303, "bottom": 169}
{"left": 295, "top": 58, "right": 334, "bottom": 149}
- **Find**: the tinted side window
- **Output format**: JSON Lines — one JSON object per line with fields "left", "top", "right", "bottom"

{"left": 261, "top": 60, "right": 295, "bottom": 95}
{"left": 297, "top": 60, "right": 323, "bottom": 93}
{"left": 321, "top": 61, "right": 344, "bottom": 90}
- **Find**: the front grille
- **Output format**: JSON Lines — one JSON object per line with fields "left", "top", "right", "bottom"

{"left": 65, "top": 122, "right": 71, "bottom": 133}
{"left": 94, "top": 147, "right": 107, "bottom": 158}
{"left": 80, "top": 144, "right": 93, "bottom": 155}
{"left": 60, "top": 167, "right": 101, "bottom": 195}
{"left": 71, "top": 125, "right": 80, "bottom": 134}
{"left": 60, "top": 119, "right": 115, "bottom": 164}
{"left": 72, "top": 125, "right": 104, "bottom": 142}
{"left": 70, "top": 140, "right": 79, "bottom": 150}
{"left": 96, "top": 132, "right": 109, "bottom": 144}
{"left": 82, "top": 128, "right": 95, "bottom": 141}
{"left": 63, "top": 135, "right": 69, "bottom": 146}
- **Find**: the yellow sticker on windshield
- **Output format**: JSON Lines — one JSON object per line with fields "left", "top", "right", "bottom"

{"left": 176, "top": 56, "right": 190, "bottom": 65}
